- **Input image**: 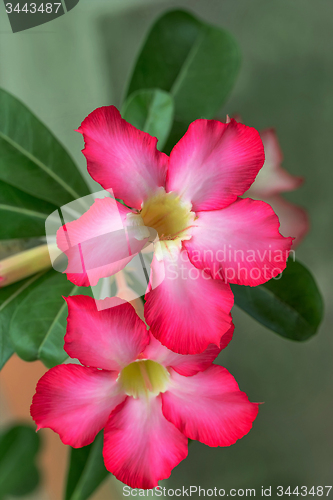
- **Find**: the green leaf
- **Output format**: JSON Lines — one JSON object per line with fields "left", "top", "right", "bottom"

{"left": 0, "top": 424, "right": 41, "bottom": 499}
{"left": 231, "top": 260, "right": 324, "bottom": 341}
{"left": 6, "top": 468, "right": 39, "bottom": 498}
{"left": 0, "top": 88, "right": 90, "bottom": 207}
{"left": 0, "top": 272, "right": 47, "bottom": 370}
{"left": 9, "top": 269, "right": 91, "bottom": 368}
{"left": 126, "top": 10, "right": 241, "bottom": 149}
{"left": 65, "top": 432, "right": 109, "bottom": 500}
{"left": 122, "top": 89, "right": 174, "bottom": 151}
{"left": 0, "top": 180, "right": 58, "bottom": 239}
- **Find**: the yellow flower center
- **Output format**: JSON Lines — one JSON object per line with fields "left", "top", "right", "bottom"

{"left": 140, "top": 189, "right": 195, "bottom": 241}
{"left": 118, "top": 359, "right": 170, "bottom": 398}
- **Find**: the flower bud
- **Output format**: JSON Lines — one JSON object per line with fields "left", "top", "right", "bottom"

{"left": 0, "top": 244, "right": 54, "bottom": 287}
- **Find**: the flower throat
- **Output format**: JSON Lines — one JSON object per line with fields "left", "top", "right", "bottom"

{"left": 118, "top": 359, "right": 169, "bottom": 398}
{"left": 140, "top": 189, "right": 195, "bottom": 241}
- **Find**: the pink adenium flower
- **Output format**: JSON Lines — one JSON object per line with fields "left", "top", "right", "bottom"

{"left": 245, "top": 128, "right": 309, "bottom": 248}
{"left": 31, "top": 296, "right": 258, "bottom": 489}
{"left": 57, "top": 106, "right": 292, "bottom": 354}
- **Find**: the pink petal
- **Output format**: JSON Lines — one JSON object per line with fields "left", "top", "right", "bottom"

{"left": 56, "top": 197, "right": 148, "bottom": 287}
{"left": 30, "top": 364, "right": 125, "bottom": 448}
{"left": 78, "top": 106, "right": 168, "bottom": 209}
{"left": 65, "top": 295, "right": 149, "bottom": 371}
{"left": 263, "top": 195, "right": 309, "bottom": 248}
{"left": 166, "top": 119, "right": 265, "bottom": 211}
{"left": 103, "top": 395, "right": 188, "bottom": 489}
{"left": 162, "top": 366, "right": 259, "bottom": 447}
{"left": 144, "top": 250, "right": 234, "bottom": 355}
{"left": 184, "top": 198, "right": 293, "bottom": 286}
{"left": 247, "top": 128, "right": 303, "bottom": 198}
{"left": 142, "top": 324, "right": 234, "bottom": 377}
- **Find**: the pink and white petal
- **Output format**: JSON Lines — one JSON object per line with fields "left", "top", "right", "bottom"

{"left": 184, "top": 198, "right": 293, "bottom": 286}
{"left": 78, "top": 106, "right": 168, "bottom": 209}
{"left": 64, "top": 254, "right": 134, "bottom": 288}
{"left": 103, "top": 395, "right": 188, "bottom": 489}
{"left": 144, "top": 250, "right": 234, "bottom": 355}
{"left": 162, "top": 366, "right": 259, "bottom": 447}
{"left": 261, "top": 128, "right": 283, "bottom": 166}
{"left": 142, "top": 323, "right": 234, "bottom": 377}
{"left": 247, "top": 129, "right": 303, "bottom": 198}
{"left": 65, "top": 295, "right": 149, "bottom": 371}
{"left": 166, "top": 119, "right": 265, "bottom": 211}
{"left": 263, "top": 195, "right": 309, "bottom": 248}
{"left": 56, "top": 197, "right": 149, "bottom": 287}
{"left": 57, "top": 196, "right": 130, "bottom": 251}
{"left": 31, "top": 364, "right": 125, "bottom": 448}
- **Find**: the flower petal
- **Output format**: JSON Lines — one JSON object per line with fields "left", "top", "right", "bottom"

{"left": 184, "top": 198, "right": 293, "bottom": 286}
{"left": 166, "top": 118, "right": 265, "bottom": 211}
{"left": 31, "top": 364, "right": 125, "bottom": 448}
{"left": 144, "top": 250, "right": 234, "bottom": 355}
{"left": 65, "top": 295, "right": 149, "bottom": 371}
{"left": 246, "top": 128, "right": 303, "bottom": 198}
{"left": 57, "top": 197, "right": 149, "bottom": 287}
{"left": 162, "top": 365, "right": 259, "bottom": 447}
{"left": 142, "top": 324, "right": 234, "bottom": 377}
{"left": 78, "top": 106, "right": 168, "bottom": 209}
{"left": 103, "top": 395, "right": 188, "bottom": 489}
{"left": 263, "top": 195, "right": 309, "bottom": 248}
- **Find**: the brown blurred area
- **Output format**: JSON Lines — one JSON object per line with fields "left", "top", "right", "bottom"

{"left": 0, "top": 356, "right": 120, "bottom": 500}
{"left": 0, "top": 356, "right": 67, "bottom": 499}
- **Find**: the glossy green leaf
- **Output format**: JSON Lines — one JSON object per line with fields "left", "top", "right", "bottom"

{"left": 122, "top": 89, "right": 174, "bottom": 150}
{"left": 0, "top": 272, "right": 47, "bottom": 370}
{"left": 0, "top": 180, "right": 58, "bottom": 239}
{"left": 65, "top": 432, "right": 109, "bottom": 500}
{"left": 0, "top": 88, "right": 90, "bottom": 207}
{"left": 9, "top": 269, "right": 91, "bottom": 368}
{"left": 126, "top": 10, "right": 241, "bottom": 149}
{"left": 0, "top": 424, "right": 41, "bottom": 499}
{"left": 231, "top": 260, "right": 324, "bottom": 341}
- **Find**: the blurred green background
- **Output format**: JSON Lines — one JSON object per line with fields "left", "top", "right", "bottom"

{"left": 0, "top": 0, "right": 332, "bottom": 498}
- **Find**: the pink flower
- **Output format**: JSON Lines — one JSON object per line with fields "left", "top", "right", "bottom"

{"left": 57, "top": 106, "right": 292, "bottom": 354}
{"left": 245, "top": 128, "right": 309, "bottom": 248}
{"left": 31, "top": 295, "right": 258, "bottom": 489}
